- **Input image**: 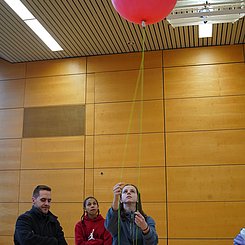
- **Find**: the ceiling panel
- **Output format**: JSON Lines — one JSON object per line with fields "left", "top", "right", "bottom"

{"left": 0, "top": 0, "right": 244, "bottom": 63}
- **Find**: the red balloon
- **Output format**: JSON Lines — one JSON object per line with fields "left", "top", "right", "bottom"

{"left": 111, "top": 0, "right": 177, "bottom": 25}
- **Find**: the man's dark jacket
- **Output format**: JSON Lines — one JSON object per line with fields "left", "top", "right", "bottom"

{"left": 14, "top": 206, "right": 67, "bottom": 245}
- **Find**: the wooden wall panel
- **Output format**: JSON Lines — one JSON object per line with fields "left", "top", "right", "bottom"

{"left": 168, "top": 202, "right": 245, "bottom": 238}
{"left": 166, "top": 96, "right": 245, "bottom": 132}
{"left": 0, "top": 236, "right": 15, "bottom": 245}
{"left": 19, "top": 169, "right": 84, "bottom": 202}
{"left": 52, "top": 203, "right": 82, "bottom": 238}
{"left": 85, "top": 136, "right": 94, "bottom": 169}
{"left": 168, "top": 240, "right": 232, "bottom": 245}
{"left": 21, "top": 136, "right": 84, "bottom": 169}
{"left": 95, "top": 100, "right": 164, "bottom": 134}
{"left": 26, "top": 57, "right": 86, "bottom": 78}
{"left": 0, "top": 59, "right": 25, "bottom": 80}
{"left": 165, "top": 63, "right": 245, "bottom": 99}
{"left": 86, "top": 74, "right": 95, "bottom": 104}
{"left": 0, "top": 171, "right": 19, "bottom": 202}
{"left": 158, "top": 240, "right": 167, "bottom": 245}
{"left": 0, "top": 203, "right": 18, "bottom": 235}
{"left": 85, "top": 104, "right": 95, "bottom": 135}
{"left": 165, "top": 65, "right": 220, "bottom": 99}
{"left": 94, "top": 133, "right": 164, "bottom": 168}
{"left": 219, "top": 63, "right": 245, "bottom": 96}
{"left": 94, "top": 68, "right": 163, "bottom": 103}
{"left": 0, "top": 109, "right": 23, "bottom": 138}
{"left": 166, "top": 130, "right": 245, "bottom": 166}
{"left": 84, "top": 169, "right": 94, "bottom": 197}
{"left": 24, "top": 74, "right": 86, "bottom": 107}
{"left": 18, "top": 203, "right": 32, "bottom": 215}
{"left": 98, "top": 202, "right": 114, "bottom": 220}
{"left": 93, "top": 167, "right": 166, "bottom": 202}
{"left": 0, "top": 79, "right": 25, "bottom": 109}
{"left": 163, "top": 45, "right": 244, "bottom": 67}
{"left": 0, "top": 139, "right": 21, "bottom": 170}
{"left": 66, "top": 238, "right": 75, "bottom": 245}
{"left": 144, "top": 203, "right": 166, "bottom": 238}
{"left": 87, "top": 51, "right": 162, "bottom": 73}
{"left": 167, "top": 165, "right": 245, "bottom": 202}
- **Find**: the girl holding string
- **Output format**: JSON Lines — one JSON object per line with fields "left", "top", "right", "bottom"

{"left": 105, "top": 183, "right": 158, "bottom": 245}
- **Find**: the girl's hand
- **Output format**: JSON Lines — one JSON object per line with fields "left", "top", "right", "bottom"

{"left": 112, "top": 182, "right": 124, "bottom": 197}
{"left": 111, "top": 182, "right": 124, "bottom": 210}
{"left": 134, "top": 211, "right": 149, "bottom": 232}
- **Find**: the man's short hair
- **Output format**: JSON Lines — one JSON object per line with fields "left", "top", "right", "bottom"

{"left": 32, "top": 185, "right": 51, "bottom": 198}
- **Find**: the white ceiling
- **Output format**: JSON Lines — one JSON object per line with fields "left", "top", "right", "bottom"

{"left": 0, "top": 0, "right": 244, "bottom": 63}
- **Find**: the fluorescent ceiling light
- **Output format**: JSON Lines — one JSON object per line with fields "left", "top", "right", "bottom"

{"left": 25, "top": 19, "right": 63, "bottom": 51}
{"left": 4, "top": 0, "right": 63, "bottom": 51}
{"left": 168, "top": 12, "right": 245, "bottom": 27}
{"left": 4, "top": 0, "right": 34, "bottom": 20}
{"left": 199, "top": 23, "right": 212, "bottom": 38}
{"left": 167, "top": 1, "right": 245, "bottom": 27}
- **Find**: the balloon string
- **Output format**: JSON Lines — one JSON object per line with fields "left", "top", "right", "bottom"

{"left": 119, "top": 25, "right": 146, "bottom": 245}
{"left": 136, "top": 28, "right": 145, "bottom": 245}
{"left": 118, "top": 201, "right": 120, "bottom": 245}
{"left": 137, "top": 25, "right": 146, "bottom": 191}
{"left": 135, "top": 195, "right": 140, "bottom": 245}
{"left": 120, "top": 26, "right": 146, "bottom": 182}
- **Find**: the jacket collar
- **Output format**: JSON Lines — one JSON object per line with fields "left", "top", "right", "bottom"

{"left": 31, "top": 206, "right": 57, "bottom": 222}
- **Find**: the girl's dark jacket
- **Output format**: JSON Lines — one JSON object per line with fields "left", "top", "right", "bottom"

{"left": 14, "top": 206, "right": 67, "bottom": 245}
{"left": 105, "top": 208, "right": 158, "bottom": 245}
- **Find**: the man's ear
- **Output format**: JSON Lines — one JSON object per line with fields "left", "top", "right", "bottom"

{"left": 32, "top": 197, "right": 35, "bottom": 204}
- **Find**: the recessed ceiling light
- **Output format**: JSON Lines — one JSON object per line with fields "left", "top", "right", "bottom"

{"left": 127, "top": 40, "right": 135, "bottom": 46}
{"left": 199, "top": 23, "right": 212, "bottom": 38}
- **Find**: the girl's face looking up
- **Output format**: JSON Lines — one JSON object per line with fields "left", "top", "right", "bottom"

{"left": 121, "top": 185, "right": 138, "bottom": 204}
